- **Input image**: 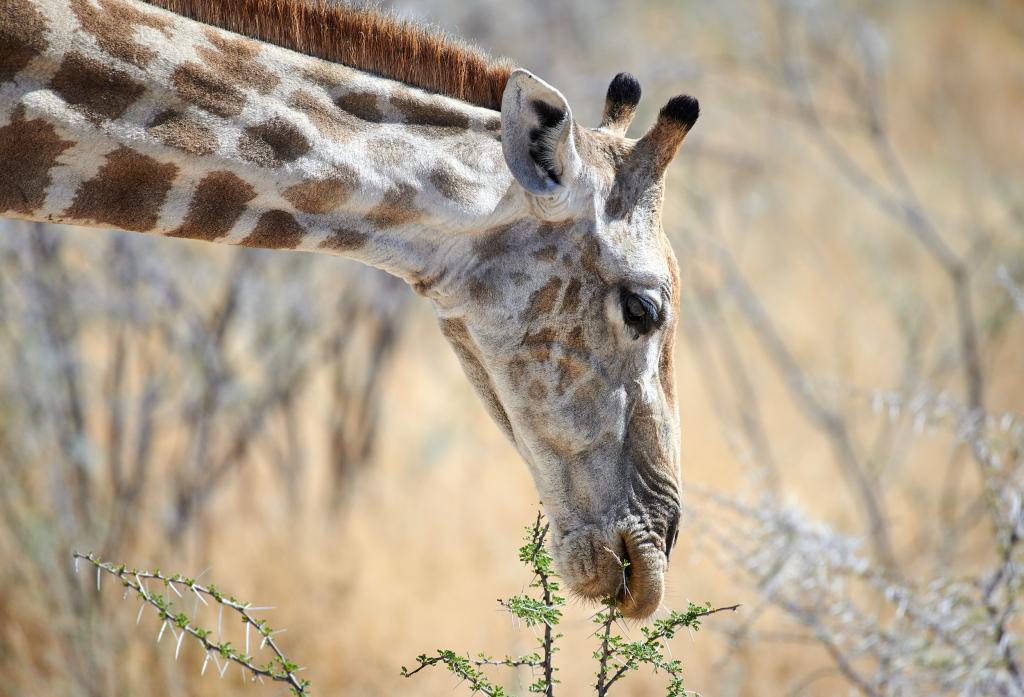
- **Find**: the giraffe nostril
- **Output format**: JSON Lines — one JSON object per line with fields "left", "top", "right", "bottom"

{"left": 665, "top": 511, "right": 680, "bottom": 560}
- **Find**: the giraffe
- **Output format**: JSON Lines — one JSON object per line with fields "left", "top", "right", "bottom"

{"left": 0, "top": 0, "right": 699, "bottom": 619}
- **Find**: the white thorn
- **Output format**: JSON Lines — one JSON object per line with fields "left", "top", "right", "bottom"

{"left": 157, "top": 620, "right": 168, "bottom": 643}
{"left": 201, "top": 652, "right": 211, "bottom": 676}
{"left": 219, "top": 657, "right": 229, "bottom": 678}
{"left": 96, "top": 566, "right": 102, "bottom": 592}
{"left": 192, "top": 586, "right": 208, "bottom": 606}
{"left": 218, "top": 604, "right": 223, "bottom": 635}
{"left": 136, "top": 602, "right": 146, "bottom": 625}
{"left": 245, "top": 622, "right": 250, "bottom": 656}
{"left": 169, "top": 581, "right": 183, "bottom": 598}
{"left": 246, "top": 606, "right": 275, "bottom": 612}
{"left": 74, "top": 556, "right": 80, "bottom": 574}
{"left": 176, "top": 627, "right": 186, "bottom": 660}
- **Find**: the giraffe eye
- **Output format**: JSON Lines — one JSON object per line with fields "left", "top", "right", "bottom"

{"left": 620, "top": 290, "right": 660, "bottom": 338}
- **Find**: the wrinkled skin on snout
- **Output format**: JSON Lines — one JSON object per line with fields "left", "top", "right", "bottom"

{"left": 437, "top": 71, "right": 697, "bottom": 619}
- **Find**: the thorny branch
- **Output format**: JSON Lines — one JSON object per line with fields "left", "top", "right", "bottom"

{"left": 528, "top": 511, "right": 557, "bottom": 697}
{"left": 73, "top": 552, "right": 310, "bottom": 696}
{"left": 597, "top": 603, "right": 741, "bottom": 696}
{"left": 404, "top": 512, "right": 738, "bottom": 695}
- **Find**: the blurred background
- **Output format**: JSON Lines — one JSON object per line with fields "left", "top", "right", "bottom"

{"left": 2, "top": 0, "right": 1023, "bottom": 695}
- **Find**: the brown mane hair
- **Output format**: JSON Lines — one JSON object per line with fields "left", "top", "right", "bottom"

{"left": 141, "top": 0, "right": 515, "bottom": 110}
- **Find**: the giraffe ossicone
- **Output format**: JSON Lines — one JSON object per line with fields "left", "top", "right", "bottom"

{"left": 0, "top": 0, "right": 699, "bottom": 619}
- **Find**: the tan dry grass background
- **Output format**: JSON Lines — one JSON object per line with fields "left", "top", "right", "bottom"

{"left": 1, "top": 1, "right": 1023, "bottom": 696}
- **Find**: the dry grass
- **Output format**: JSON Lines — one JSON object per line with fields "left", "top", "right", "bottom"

{"left": 1, "top": 1, "right": 1023, "bottom": 696}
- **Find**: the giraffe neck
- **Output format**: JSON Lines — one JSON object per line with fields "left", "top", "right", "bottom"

{"left": 1, "top": 0, "right": 523, "bottom": 286}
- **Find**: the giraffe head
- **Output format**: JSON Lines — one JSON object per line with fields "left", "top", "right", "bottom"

{"left": 437, "top": 71, "right": 697, "bottom": 618}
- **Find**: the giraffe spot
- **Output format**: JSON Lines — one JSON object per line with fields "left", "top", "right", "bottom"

{"left": 238, "top": 118, "right": 310, "bottom": 168}
{"left": 565, "top": 326, "right": 587, "bottom": 351}
{"left": 390, "top": 93, "right": 470, "bottom": 129}
{"left": 69, "top": 0, "right": 172, "bottom": 69}
{"left": 429, "top": 167, "right": 482, "bottom": 206}
{"left": 556, "top": 355, "right": 587, "bottom": 395}
{"left": 289, "top": 90, "right": 364, "bottom": 142}
{"left": 483, "top": 114, "right": 502, "bottom": 131}
{"left": 51, "top": 51, "right": 145, "bottom": 122}
{"left": 559, "top": 277, "right": 581, "bottom": 313}
{"left": 473, "top": 222, "right": 517, "bottom": 262}
{"left": 521, "top": 278, "right": 562, "bottom": 323}
{"left": 65, "top": 146, "right": 177, "bottom": 232}
{"left": 522, "top": 326, "right": 557, "bottom": 362}
{"left": 147, "top": 109, "right": 217, "bottom": 156}
{"left": 335, "top": 90, "right": 382, "bottom": 122}
{"left": 320, "top": 226, "right": 368, "bottom": 252}
{"left": 440, "top": 317, "right": 512, "bottom": 438}
{"left": 365, "top": 182, "right": 421, "bottom": 229}
{"left": 240, "top": 210, "right": 305, "bottom": 249}
{"left": 0, "top": 104, "right": 74, "bottom": 215}
{"left": 411, "top": 269, "right": 446, "bottom": 297}
{"left": 467, "top": 278, "right": 497, "bottom": 305}
{"left": 508, "top": 356, "right": 528, "bottom": 388}
{"left": 604, "top": 189, "right": 625, "bottom": 220}
{"left": 538, "top": 219, "right": 575, "bottom": 236}
{"left": 1, "top": 0, "right": 49, "bottom": 83}
{"left": 169, "top": 170, "right": 255, "bottom": 241}
{"left": 198, "top": 29, "right": 279, "bottom": 94}
{"left": 531, "top": 245, "right": 557, "bottom": 262}
{"left": 572, "top": 376, "right": 600, "bottom": 411}
{"left": 366, "top": 136, "right": 417, "bottom": 169}
{"left": 172, "top": 61, "right": 246, "bottom": 118}
{"left": 527, "top": 380, "right": 547, "bottom": 401}
{"left": 539, "top": 433, "right": 576, "bottom": 463}
{"left": 580, "top": 235, "right": 602, "bottom": 274}
{"left": 510, "top": 271, "right": 529, "bottom": 286}
{"left": 283, "top": 168, "right": 358, "bottom": 214}
{"left": 301, "top": 64, "right": 341, "bottom": 88}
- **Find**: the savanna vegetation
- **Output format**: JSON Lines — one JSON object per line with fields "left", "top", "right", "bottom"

{"left": 1, "top": 1, "right": 1022, "bottom": 695}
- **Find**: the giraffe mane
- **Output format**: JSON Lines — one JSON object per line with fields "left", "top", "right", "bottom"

{"left": 141, "top": 0, "right": 515, "bottom": 110}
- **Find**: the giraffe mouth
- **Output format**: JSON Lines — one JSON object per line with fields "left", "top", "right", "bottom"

{"left": 613, "top": 530, "right": 666, "bottom": 619}
{"left": 551, "top": 523, "right": 666, "bottom": 619}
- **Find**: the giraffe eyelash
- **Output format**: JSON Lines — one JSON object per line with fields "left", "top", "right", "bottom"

{"left": 620, "top": 290, "right": 662, "bottom": 338}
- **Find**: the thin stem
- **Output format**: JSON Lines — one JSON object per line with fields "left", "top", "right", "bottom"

{"left": 595, "top": 603, "right": 617, "bottom": 696}
{"left": 524, "top": 511, "right": 556, "bottom": 697}
{"left": 603, "top": 605, "right": 741, "bottom": 692}
{"left": 74, "top": 552, "right": 309, "bottom": 696}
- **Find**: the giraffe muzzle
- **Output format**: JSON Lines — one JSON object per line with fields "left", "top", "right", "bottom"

{"left": 552, "top": 520, "right": 668, "bottom": 619}
{"left": 615, "top": 528, "right": 668, "bottom": 619}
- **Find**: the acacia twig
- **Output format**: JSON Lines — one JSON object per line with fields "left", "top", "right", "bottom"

{"left": 73, "top": 552, "right": 310, "bottom": 696}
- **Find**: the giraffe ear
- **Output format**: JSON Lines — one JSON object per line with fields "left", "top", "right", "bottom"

{"left": 500, "top": 69, "right": 582, "bottom": 196}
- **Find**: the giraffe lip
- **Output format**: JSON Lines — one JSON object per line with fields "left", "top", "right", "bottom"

{"left": 551, "top": 524, "right": 666, "bottom": 618}
{"left": 613, "top": 532, "right": 666, "bottom": 619}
